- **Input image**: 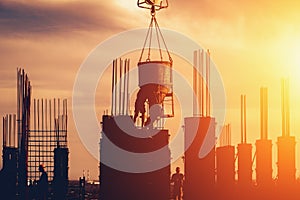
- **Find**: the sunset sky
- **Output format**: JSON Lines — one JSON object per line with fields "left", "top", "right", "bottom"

{"left": 1, "top": 0, "right": 300, "bottom": 180}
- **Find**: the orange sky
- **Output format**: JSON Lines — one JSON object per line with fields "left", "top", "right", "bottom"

{"left": 0, "top": 0, "right": 300, "bottom": 180}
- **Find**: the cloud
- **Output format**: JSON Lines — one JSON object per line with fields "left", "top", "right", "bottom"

{"left": 0, "top": 1, "right": 127, "bottom": 37}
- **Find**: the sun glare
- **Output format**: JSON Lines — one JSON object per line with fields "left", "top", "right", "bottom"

{"left": 284, "top": 41, "right": 300, "bottom": 110}
{"left": 288, "top": 43, "right": 300, "bottom": 86}
{"left": 292, "top": 43, "right": 300, "bottom": 67}
{"left": 276, "top": 35, "right": 300, "bottom": 87}
{"left": 288, "top": 37, "right": 300, "bottom": 68}
{"left": 115, "top": 0, "right": 137, "bottom": 11}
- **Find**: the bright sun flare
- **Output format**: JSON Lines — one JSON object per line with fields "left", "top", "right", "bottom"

{"left": 288, "top": 45, "right": 300, "bottom": 81}
{"left": 286, "top": 41, "right": 300, "bottom": 96}
{"left": 278, "top": 35, "right": 300, "bottom": 83}
{"left": 115, "top": 0, "right": 137, "bottom": 11}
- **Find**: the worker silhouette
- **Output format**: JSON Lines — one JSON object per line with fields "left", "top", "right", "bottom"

{"left": 171, "top": 167, "right": 184, "bottom": 200}
{"left": 133, "top": 88, "right": 147, "bottom": 126}
{"left": 134, "top": 84, "right": 168, "bottom": 127}
{"left": 37, "top": 164, "right": 48, "bottom": 200}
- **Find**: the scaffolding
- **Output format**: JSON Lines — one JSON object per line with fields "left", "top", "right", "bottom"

{"left": 17, "top": 68, "right": 32, "bottom": 198}
{"left": 1, "top": 68, "right": 69, "bottom": 199}
{"left": 27, "top": 98, "right": 68, "bottom": 182}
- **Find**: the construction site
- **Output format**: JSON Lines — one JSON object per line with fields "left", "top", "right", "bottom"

{"left": 0, "top": 69, "right": 69, "bottom": 199}
{"left": 1, "top": 1, "right": 300, "bottom": 200}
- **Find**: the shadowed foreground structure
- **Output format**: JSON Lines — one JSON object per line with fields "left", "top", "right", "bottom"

{"left": 100, "top": 115, "right": 170, "bottom": 200}
{"left": 0, "top": 69, "right": 69, "bottom": 200}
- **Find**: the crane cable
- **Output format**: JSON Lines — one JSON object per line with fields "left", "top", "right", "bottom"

{"left": 139, "top": 8, "right": 173, "bottom": 63}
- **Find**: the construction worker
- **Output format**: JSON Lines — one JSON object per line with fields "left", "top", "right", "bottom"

{"left": 134, "top": 84, "right": 169, "bottom": 127}
{"left": 37, "top": 164, "right": 48, "bottom": 200}
{"left": 171, "top": 167, "right": 184, "bottom": 200}
{"left": 133, "top": 88, "right": 147, "bottom": 126}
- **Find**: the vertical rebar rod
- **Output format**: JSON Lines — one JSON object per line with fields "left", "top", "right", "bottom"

{"left": 227, "top": 124, "right": 230, "bottom": 146}
{"left": 264, "top": 88, "right": 269, "bottom": 139}
{"left": 50, "top": 100, "right": 52, "bottom": 132}
{"left": 49, "top": 99, "right": 55, "bottom": 162}
{"left": 33, "top": 98, "right": 36, "bottom": 180}
{"left": 53, "top": 98, "right": 56, "bottom": 169}
{"left": 58, "top": 98, "right": 61, "bottom": 117}
{"left": 227, "top": 124, "right": 229, "bottom": 146}
{"left": 8, "top": 114, "right": 12, "bottom": 147}
{"left": 198, "top": 50, "right": 201, "bottom": 116}
{"left": 66, "top": 99, "right": 68, "bottom": 124}
{"left": 46, "top": 99, "right": 49, "bottom": 166}
{"left": 7, "top": 115, "right": 10, "bottom": 147}
{"left": 223, "top": 125, "right": 226, "bottom": 147}
{"left": 45, "top": 99, "right": 48, "bottom": 131}
{"left": 17, "top": 69, "right": 20, "bottom": 130}
{"left": 260, "top": 87, "right": 268, "bottom": 140}
{"left": 199, "top": 50, "right": 202, "bottom": 117}
{"left": 206, "top": 50, "right": 209, "bottom": 117}
{"left": 34, "top": 99, "right": 36, "bottom": 132}
{"left": 3, "top": 117, "right": 5, "bottom": 147}
{"left": 37, "top": 99, "right": 40, "bottom": 131}
{"left": 17, "top": 70, "right": 22, "bottom": 149}
{"left": 260, "top": 88, "right": 263, "bottom": 139}
{"left": 37, "top": 99, "right": 40, "bottom": 166}
{"left": 126, "top": 59, "right": 129, "bottom": 115}
{"left": 223, "top": 125, "right": 225, "bottom": 146}
{"left": 263, "top": 88, "right": 266, "bottom": 139}
{"left": 111, "top": 60, "right": 115, "bottom": 115}
{"left": 226, "top": 124, "right": 228, "bottom": 146}
{"left": 230, "top": 124, "right": 232, "bottom": 146}
{"left": 5, "top": 116, "right": 8, "bottom": 147}
{"left": 11, "top": 114, "right": 14, "bottom": 147}
{"left": 13, "top": 114, "right": 16, "bottom": 147}
{"left": 21, "top": 71, "right": 24, "bottom": 147}
{"left": 206, "top": 50, "right": 211, "bottom": 117}
{"left": 54, "top": 98, "right": 56, "bottom": 127}
{"left": 17, "top": 72, "right": 19, "bottom": 144}
{"left": 281, "top": 80, "right": 286, "bottom": 137}
{"left": 114, "top": 59, "right": 118, "bottom": 115}
{"left": 43, "top": 98, "right": 45, "bottom": 164}
{"left": 126, "top": 59, "right": 130, "bottom": 115}
{"left": 193, "top": 50, "right": 197, "bottom": 116}
{"left": 122, "top": 59, "right": 127, "bottom": 115}
{"left": 244, "top": 95, "right": 247, "bottom": 144}
{"left": 225, "top": 125, "right": 227, "bottom": 146}
{"left": 200, "top": 50, "right": 204, "bottom": 117}
{"left": 241, "top": 95, "right": 244, "bottom": 144}
{"left": 265, "top": 89, "right": 268, "bottom": 138}
{"left": 58, "top": 99, "right": 60, "bottom": 146}
{"left": 63, "top": 100, "right": 65, "bottom": 146}
{"left": 119, "top": 58, "right": 122, "bottom": 115}
{"left": 64, "top": 99, "right": 68, "bottom": 147}
{"left": 286, "top": 79, "right": 290, "bottom": 136}
{"left": 42, "top": 98, "right": 44, "bottom": 136}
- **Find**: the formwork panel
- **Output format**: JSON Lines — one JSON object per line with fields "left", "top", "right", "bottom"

{"left": 237, "top": 143, "right": 252, "bottom": 186}
{"left": 100, "top": 115, "right": 171, "bottom": 200}
{"left": 184, "top": 116, "right": 216, "bottom": 200}
{"left": 216, "top": 146, "right": 235, "bottom": 187}
{"left": 256, "top": 139, "right": 272, "bottom": 187}
{"left": 277, "top": 136, "right": 296, "bottom": 186}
